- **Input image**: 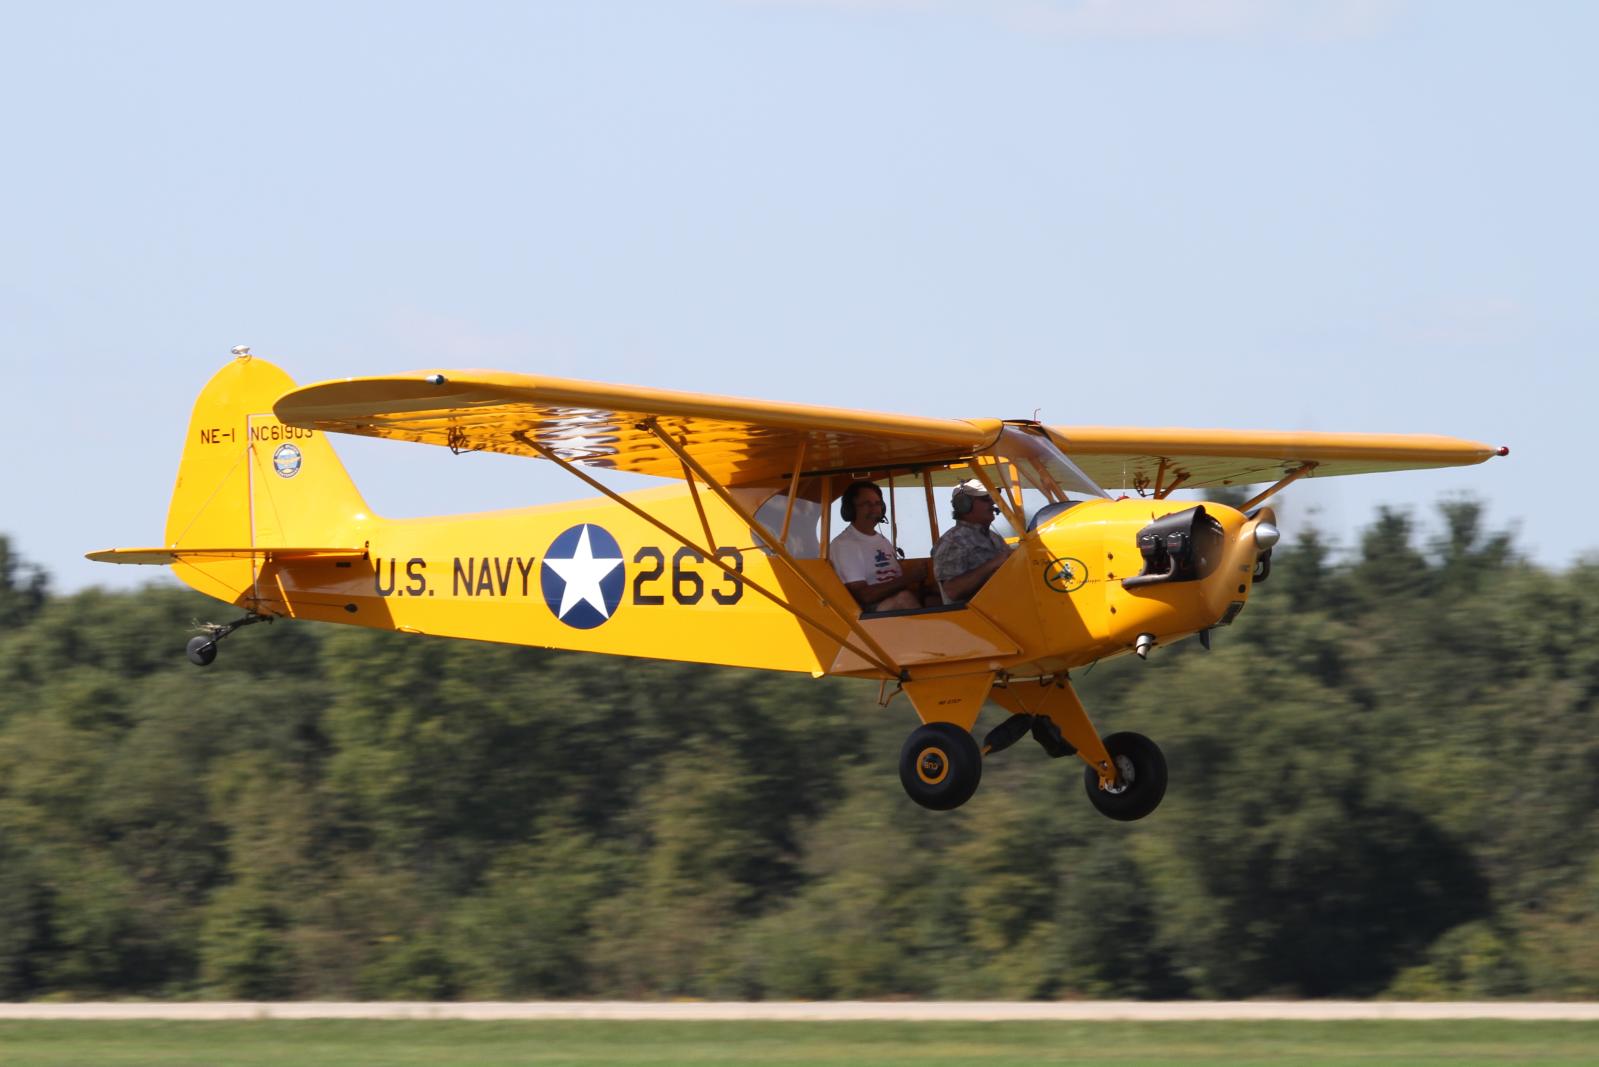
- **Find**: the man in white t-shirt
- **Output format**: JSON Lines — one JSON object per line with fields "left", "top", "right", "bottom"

{"left": 829, "top": 481, "right": 931, "bottom": 613}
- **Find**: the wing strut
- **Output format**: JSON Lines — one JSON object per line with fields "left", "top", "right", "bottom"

{"left": 641, "top": 421, "right": 908, "bottom": 679}
{"left": 518, "top": 433, "right": 905, "bottom": 679}
{"left": 1241, "top": 463, "right": 1316, "bottom": 511}
{"left": 778, "top": 440, "right": 807, "bottom": 545}
{"left": 1151, "top": 458, "right": 1190, "bottom": 499}
{"left": 681, "top": 456, "right": 718, "bottom": 549}
{"left": 922, "top": 470, "right": 941, "bottom": 545}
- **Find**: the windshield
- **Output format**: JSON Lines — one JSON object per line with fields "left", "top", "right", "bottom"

{"left": 994, "top": 426, "right": 1108, "bottom": 500}
{"left": 958, "top": 426, "right": 1109, "bottom": 538}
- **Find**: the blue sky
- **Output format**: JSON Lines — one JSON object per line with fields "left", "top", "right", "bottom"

{"left": 3, "top": 0, "right": 1591, "bottom": 592}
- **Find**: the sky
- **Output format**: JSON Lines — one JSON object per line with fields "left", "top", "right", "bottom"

{"left": 2, "top": 0, "right": 1592, "bottom": 593}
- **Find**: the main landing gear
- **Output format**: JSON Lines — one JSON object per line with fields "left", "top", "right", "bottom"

{"left": 184, "top": 613, "right": 269, "bottom": 666}
{"left": 1082, "top": 731, "right": 1167, "bottom": 822}
{"left": 899, "top": 723, "right": 983, "bottom": 810}
{"left": 895, "top": 678, "right": 1168, "bottom": 821}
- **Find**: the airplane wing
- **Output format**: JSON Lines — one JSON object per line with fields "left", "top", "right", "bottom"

{"left": 1045, "top": 426, "right": 1506, "bottom": 494}
{"left": 86, "top": 547, "right": 368, "bottom": 565}
{"left": 274, "top": 370, "right": 1502, "bottom": 492}
{"left": 275, "top": 372, "right": 1000, "bottom": 486}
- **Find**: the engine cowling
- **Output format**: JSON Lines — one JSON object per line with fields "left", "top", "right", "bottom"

{"left": 1123, "top": 506, "right": 1225, "bottom": 589}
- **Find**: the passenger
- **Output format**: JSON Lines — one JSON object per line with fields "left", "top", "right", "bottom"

{"left": 932, "top": 479, "right": 1012, "bottom": 604}
{"left": 829, "top": 481, "right": 932, "bottom": 613}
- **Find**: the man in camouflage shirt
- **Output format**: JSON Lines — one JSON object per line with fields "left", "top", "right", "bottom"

{"left": 932, "top": 479, "right": 1012, "bottom": 604}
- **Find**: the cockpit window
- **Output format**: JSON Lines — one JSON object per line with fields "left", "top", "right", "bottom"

{"left": 752, "top": 493, "right": 822, "bottom": 558}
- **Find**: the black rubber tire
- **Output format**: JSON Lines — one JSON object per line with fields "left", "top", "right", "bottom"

{"left": 1083, "top": 731, "right": 1167, "bottom": 821}
{"left": 899, "top": 722, "right": 983, "bottom": 811}
{"left": 186, "top": 636, "right": 218, "bottom": 666}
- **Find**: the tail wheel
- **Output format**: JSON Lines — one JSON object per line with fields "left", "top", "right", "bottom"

{"left": 1083, "top": 731, "right": 1167, "bottom": 821}
{"left": 899, "top": 722, "right": 982, "bottom": 810}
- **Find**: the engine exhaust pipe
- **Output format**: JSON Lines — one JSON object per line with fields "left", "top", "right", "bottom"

{"left": 1134, "top": 633, "right": 1156, "bottom": 659}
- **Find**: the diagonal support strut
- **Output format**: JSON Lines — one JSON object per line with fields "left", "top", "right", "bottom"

{"left": 517, "top": 433, "right": 904, "bottom": 679}
{"left": 1241, "top": 463, "right": 1316, "bottom": 511}
{"left": 642, "top": 421, "right": 906, "bottom": 679}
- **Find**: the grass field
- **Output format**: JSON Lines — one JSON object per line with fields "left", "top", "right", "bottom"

{"left": 2, "top": 1020, "right": 1598, "bottom": 1066}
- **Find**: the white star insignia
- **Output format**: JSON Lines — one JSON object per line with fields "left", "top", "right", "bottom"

{"left": 545, "top": 526, "right": 624, "bottom": 620}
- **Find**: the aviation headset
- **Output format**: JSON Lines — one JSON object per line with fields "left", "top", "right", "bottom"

{"left": 951, "top": 480, "right": 998, "bottom": 520}
{"left": 840, "top": 481, "right": 885, "bottom": 524}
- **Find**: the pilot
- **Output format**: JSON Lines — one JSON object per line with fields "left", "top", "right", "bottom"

{"left": 932, "top": 479, "right": 1012, "bottom": 604}
{"left": 829, "top": 481, "right": 931, "bottom": 613}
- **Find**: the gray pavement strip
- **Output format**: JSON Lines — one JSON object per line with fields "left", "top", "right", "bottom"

{"left": 2, "top": 1002, "right": 1598, "bottom": 1021}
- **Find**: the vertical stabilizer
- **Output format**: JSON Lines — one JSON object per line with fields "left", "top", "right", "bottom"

{"left": 165, "top": 351, "right": 372, "bottom": 604}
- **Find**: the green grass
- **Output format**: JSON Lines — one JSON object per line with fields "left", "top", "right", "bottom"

{"left": 2, "top": 1021, "right": 1598, "bottom": 1067}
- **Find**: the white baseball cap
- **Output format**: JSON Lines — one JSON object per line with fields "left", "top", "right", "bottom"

{"left": 950, "top": 478, "right": 991, "bottom": 503}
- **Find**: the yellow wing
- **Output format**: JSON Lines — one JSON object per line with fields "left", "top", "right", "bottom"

{"left": 274, "top": 369, "right": 1503, "bottom": 491}
{"left": 275, "top": 372, "right": 1000, "bottom": 485}
{"left": 86, "top": 547, "right": 368, "bottom": 566}
{"left": 1046, "top": 426, "right": 1506, "bottom": 494}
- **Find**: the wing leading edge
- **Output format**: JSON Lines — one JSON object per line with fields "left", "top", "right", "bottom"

{"left": 274, "top": 369, "right": 1504, "bottom": 491}
{"left": 275, "top": 372, "right": 1001, "bottom": 485}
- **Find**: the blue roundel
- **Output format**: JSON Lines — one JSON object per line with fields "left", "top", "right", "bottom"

{"left": 273, "top": 443, "right": 302, "bottom": 478}
{"left": 540, "top": 524, "right": 625, "bottom": 629}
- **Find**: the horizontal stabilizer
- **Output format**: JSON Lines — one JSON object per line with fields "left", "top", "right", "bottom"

{"left": 85, "top": 546, "right": 368, "bottom": 566}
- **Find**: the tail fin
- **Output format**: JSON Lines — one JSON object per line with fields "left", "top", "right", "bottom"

{"left": 162, "top": 352, "right": 373, "bottom": 604}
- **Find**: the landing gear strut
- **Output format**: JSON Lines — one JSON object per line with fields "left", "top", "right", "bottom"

{"left": 185, "top": 613, "right": 269, "bottom": 666}
{"left": 988, "top": 679, "right": 1169, "bottom": 822}
{"left": 894, "top": 674, "right": 1170, "bottom": 821}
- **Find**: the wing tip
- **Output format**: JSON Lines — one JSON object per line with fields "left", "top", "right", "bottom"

{"left": 85, "top": 548, "right": 171, "bottom": 565}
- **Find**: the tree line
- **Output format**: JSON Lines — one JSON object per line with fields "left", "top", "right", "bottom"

{"left": 0, "top": 500, "right": 1596, "bottom": 1000}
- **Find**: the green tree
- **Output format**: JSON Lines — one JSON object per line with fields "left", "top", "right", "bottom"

{"left": 0, "top": 536, "right": 47, "bottom": 631}
{"left": 3, "top": 501, "right": 1599, "bottom": 1000}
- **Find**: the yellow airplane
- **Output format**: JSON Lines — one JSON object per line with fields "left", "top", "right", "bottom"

{"left": 90, "top": 349, "right": 1506, "bottom": 820}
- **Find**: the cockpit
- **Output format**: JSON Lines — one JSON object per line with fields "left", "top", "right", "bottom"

{"left": 747, "top": 423, "right": 1110, "bottom": 563}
